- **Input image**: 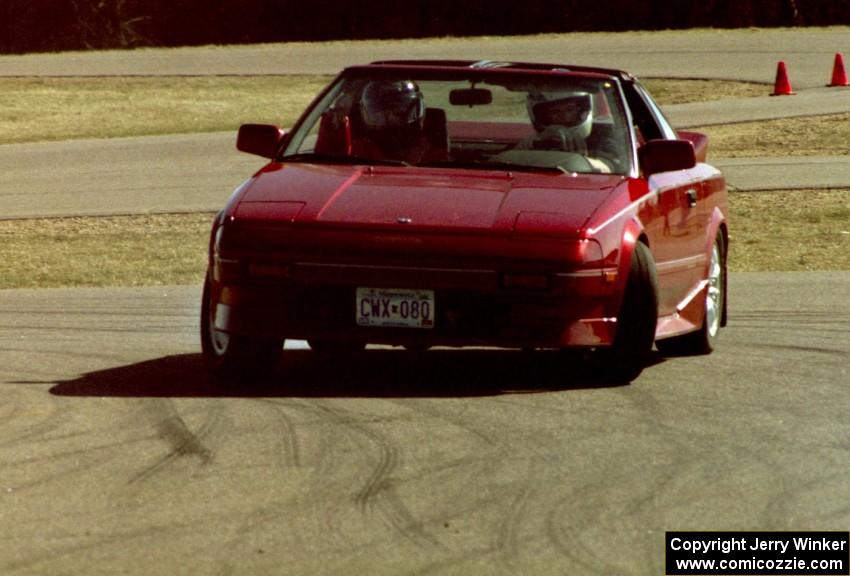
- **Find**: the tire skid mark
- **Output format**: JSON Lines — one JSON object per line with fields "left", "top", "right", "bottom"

{"left": 355, "top": 437, "right": 441, "bottom": 548}
{"left": 392, "top": 397, "right": 546, "bottom": 557}
{"left": 406, "top": 545, "right": 501, "bottom": 576}
{"left": 0, "top": 416, "right": 61, "bottom": 451}
{"left": 1, "top": 404, "right": 158, "bottom": 492}
{"left": 275, "top": 398, "right": 352, "bottom": 549}
{"left": 5, "top": 412, "right": 146, "bottom": 453}
{"left": 7, "top": 451, "right": 118, "bottom": 494}
{"left": 195, "top": 399, "right": 308, "bottom": 565}
{"left": 6, "top": 434, "right": 150, "bottom": 472}
{"left": 251, "top": 398, "right": 431, "bottom": 550}
{"left": 545, "top": 481, "right": 631, "bottom": 574}
{"left": 390, "top": 398, "right": 497, "bottom": 448}
{"left": 543, "top": 418, "right": 770, "bottom": 574}
{"left": 190, "top": 398, "right": 314, "bottom": 576}
{"left": 353, "top": 433, "right": 396, "bottom": 509}
{"left": 397, "top": 397, "right": 566, "bottom": 562}
{"left": 0, "top": 392, "right": 63, "bottom": 450}
{"left": 757, "top": 462, "right": 850, "bottom": 529}
{"left": 544, "top": 389, "right": 685, "bottom": 573}
{"left": 5, "top": 514, "right": 212, "bottom": 574}
{"left": 731, "top": 311, "right": 850, "bottom": 333}
{"left": 130, "top": 398, "right": 219, "bottom": 484}
{"left": 253, "top": 398, "right": 302, "bottom": 468}
{"left": 496, "top": 458, "right": 541, "bottom": 571}
{"left": 736, "top": 342, "right": 849, "bottom": 357}
{"left": 308, "top": 399, "right": 441, "bottom": 549}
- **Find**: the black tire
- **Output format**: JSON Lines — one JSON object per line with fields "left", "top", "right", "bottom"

{"left": 602, "top": 241, "right": 659, "bottom": 382}
{"left": 656, "top": 232, "right": 726, "bottom": 356}
{"left": 200, "top": 276, "right": 282, "bottom": 381}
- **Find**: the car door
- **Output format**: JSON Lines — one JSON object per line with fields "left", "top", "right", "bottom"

{"left": 627, "top": 83, "right": 707, "bottom": 319}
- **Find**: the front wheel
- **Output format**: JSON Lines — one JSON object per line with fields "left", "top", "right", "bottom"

{"left": 200, "top": 276, "right": 282, "bottom": 381}
{"left": 599, "top": 241, "right": 659, "bottom": 383}
{"left": 656, "top": 232, "right": 726, "bottom": 356}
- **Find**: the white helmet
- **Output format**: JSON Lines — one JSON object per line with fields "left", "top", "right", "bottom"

{"left": 528, "top": 91, "right": 594, "bottom": 140}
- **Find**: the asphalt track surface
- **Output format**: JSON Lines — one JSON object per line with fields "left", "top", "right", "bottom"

{"left": 1, "top": 29, "right": 849, "bottom": 575}
{"left": 1, "top": 274, "right": 848, "bottom": 575}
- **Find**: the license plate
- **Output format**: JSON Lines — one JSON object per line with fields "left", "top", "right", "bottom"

{"left": 356, "top": 287, "right": 435, "bottom": 329}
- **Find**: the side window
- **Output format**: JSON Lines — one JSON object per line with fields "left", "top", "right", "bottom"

{"left": 284, "top": 79, "right": 347, "bottom": 155}
{"left": 628, "top": 82, "right": 678, "bottom": 141}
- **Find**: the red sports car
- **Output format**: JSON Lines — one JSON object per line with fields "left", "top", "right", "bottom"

{"left": 201, "top": 60, "right": 728, "bottom": 382}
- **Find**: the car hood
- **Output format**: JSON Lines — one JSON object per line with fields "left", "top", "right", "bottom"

{"left": 233, "top": 163, "right": 623, "bottom": 237}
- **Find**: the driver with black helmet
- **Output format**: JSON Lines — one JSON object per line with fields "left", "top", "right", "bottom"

{"left": 354, "top": 80, "right": 430, "bottom": 164}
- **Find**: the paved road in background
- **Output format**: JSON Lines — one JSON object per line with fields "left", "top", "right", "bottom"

{"left": 4, "top": 128, "right": 850, "bottom": 220}
{"left": 0, "top": 134, "right": 259, "bottom": 219}
{"left": 3, "top": 125, "right": 849, "bottom": 219}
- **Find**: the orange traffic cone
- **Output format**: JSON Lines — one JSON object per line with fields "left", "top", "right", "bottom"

{"left": 771, "top": 61, "right": 795, "bottom": 96}
{"left": 829, "top": 53, "right": 849, "bottom": 86}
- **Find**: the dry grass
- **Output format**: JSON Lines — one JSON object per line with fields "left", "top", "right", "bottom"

{"left": 643, "top": 78, "right": 766, "bottom": 105}
{"left": 643, "top": 79, "right": 850, "bottom": 158}
{"left": 0, "top": 75, "right": 332, "bottom": 144}
{"left": 0, "top": 214, "right": 213, "bottom": 289}
{"left": 0, "top": 76, "right": 766, "bottom": 145}
{"left": 729, "top": 189, "right": 850, "bottom": 271}
{"left": 697, "top": 114, "right": 850, "bottom": 158}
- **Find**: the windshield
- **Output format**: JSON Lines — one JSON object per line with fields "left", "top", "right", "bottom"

{"left": 282, "top": 69, "right": 633, "bottom": 175}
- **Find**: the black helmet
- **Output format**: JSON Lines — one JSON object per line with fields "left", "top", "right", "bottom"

{"left": 359, "top": 80, "right": 425, "bottom": 134}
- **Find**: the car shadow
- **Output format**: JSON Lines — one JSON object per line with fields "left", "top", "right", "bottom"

{"left": 48, "top": 348, "right": 666, "bottom": 399}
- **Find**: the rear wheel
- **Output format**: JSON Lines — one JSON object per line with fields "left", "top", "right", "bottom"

{"left": 656, "top": 232, "right": 725, "bottom": 356}
{"left": 601, "top": 241, "right": 658, "bottom": 382}
{"left": 201, "top": 276, "right": 282, "bottom": 381}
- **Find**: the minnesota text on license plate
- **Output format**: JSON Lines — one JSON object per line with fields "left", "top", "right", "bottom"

{"left": 356, "top": 288, "right": 435, "bottom": 328}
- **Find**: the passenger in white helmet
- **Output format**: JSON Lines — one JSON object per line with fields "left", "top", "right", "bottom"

{"left": 518, "top": 91, "right": 611, "bottom": 172}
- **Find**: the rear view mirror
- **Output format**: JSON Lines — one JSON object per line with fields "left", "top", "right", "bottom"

{"left": 638, "top": 139, "right": 696, "bottom": 176}
{"left": 237, "top": 124, "right": 286, "bottom": 159}
{"left": 450, "top": 88, "right": 493, "bottom": 107}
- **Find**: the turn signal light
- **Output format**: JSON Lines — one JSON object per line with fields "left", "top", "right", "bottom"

{"left": 213, "top": 257, "right": 242, "bottom": 283}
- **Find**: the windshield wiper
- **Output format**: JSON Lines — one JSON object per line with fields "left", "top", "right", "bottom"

{"left": 278, "top": 152, "right": 409, "bottom": 167}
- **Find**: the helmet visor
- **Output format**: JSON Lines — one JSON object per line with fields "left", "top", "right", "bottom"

{"left": 361, "top": 81, "right": 423, "bottom": 129}
{"left": 532, "top": 94, "right": 592, "bottom": 128}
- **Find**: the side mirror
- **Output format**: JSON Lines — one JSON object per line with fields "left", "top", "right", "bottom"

{"left": 236, "top": 124, "right": 285, "bottom": 159}
{"left": 638, "top": 139, "right": 696, "bottom": 176}
{"left": 676, "top": 130, "right": 709, "bottom": 163}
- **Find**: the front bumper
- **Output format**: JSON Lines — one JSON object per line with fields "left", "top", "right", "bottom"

{"left": 212, "top": 262, "right": 620, "bottom": 349}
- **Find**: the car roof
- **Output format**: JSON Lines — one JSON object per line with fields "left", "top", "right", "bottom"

{"left": 362, "top": 59, "right": 635, "bottom": 83}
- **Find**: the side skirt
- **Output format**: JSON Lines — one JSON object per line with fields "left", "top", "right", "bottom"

{"left": 655, "top": 279, "right": 708, "bottom": 340}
